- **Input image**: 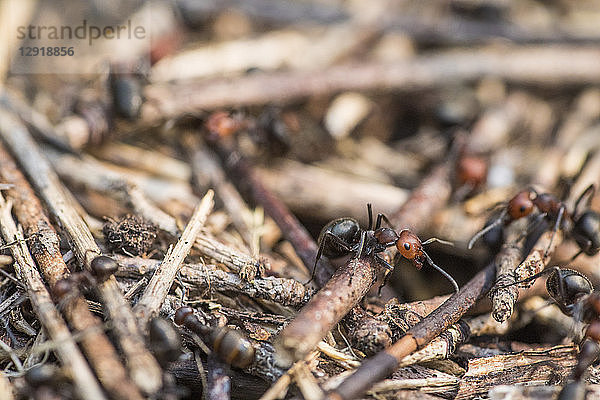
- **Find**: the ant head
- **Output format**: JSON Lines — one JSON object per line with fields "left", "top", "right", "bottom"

{"left": 90, "top": 255, "right": 119, "bottom": 281}
{"left": 506, "top": 190, "right": 535, "bottom": 220}
{"left": 456, "top": 155, "right": 487, "bottom": 187}
{"left": 52, "top": 278, "right": 73, "bottom": 301}
{"left": 546, "top": 269, "right": 593, "bottom": 314}
{"left": 396, "top": 230, "right": 422, "bottom": 260}
{"left": 374, "top": 227, "right": 399, "bottom": 246}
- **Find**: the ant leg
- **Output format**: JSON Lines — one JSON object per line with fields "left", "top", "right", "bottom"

{"left": 422, "top": 251, "right": 459, "bottom": 293}
{"left": 374, "top": 255, "right": 394, "bottom": 295}
{"left": 367, "top": 203, "right": 373, "bottom": 230}
{"left": 544, "top": 205, "right": 565, "bottom": 259}
{"left": 422, "top": 237, "right": 454, "bottom": 247}
{"left": 356, "top": 230, "right": 367, "bottom": 258}
{"left": 350, "top": 231, "right": 367, "bottom": 286}
{"left": 378, "top": 270, "right": 392, "bottom": 296}
{"left": 573, "top": 184, "right": 596, "bottom": 220}
{"left": 569, "top": 248, "right": 585, "bottom": 262}
{"left": 493, "top": 266, "right": 560, "bottom": 291}
{"left": 375, "top": 213, "right": 395, "bottom": 230}
{"left": 468, "top": 213, "right": 505, "bottom": 249}
{"left": 307, "top": 231, "right": 351, "bottom": 284}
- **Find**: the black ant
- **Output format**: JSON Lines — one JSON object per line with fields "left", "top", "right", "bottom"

{"left": 313, "top": 204, "right": 459, "bottom": 293}
{"left": 493, "top": 267, "right": 599, "bottom": 400}
{"left": 148, "top": 317, "right": 182, "bottom": 367}
{"left": 52, "top": 255, "right": 119, "bottom": 304}
{"left": 174, "top": 306, "right": 255, "bottom": 369}
{"left": 468, "top": 185, "right": 600, "bottom": 261}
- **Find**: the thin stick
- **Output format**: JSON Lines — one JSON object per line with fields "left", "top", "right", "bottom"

{"left": 45, "top": 149, "right": 180, "bottom": 236}
{"left": 0, "top": 142, "right": 144, "bottom": 400}
{"left": 0, "top": 196, "right": 106, "bottom": 400}
{"left": 195, "top": 232, "right": 268, "bottom": 281}
{"left": 187, "top": 135, "right": 256, "bottom": 253}
{"left": 114, "top": 255, "right": 311, "bottom": 308}
{"left": 0, "top": 108, "right": 163, "bottom": 394}
{"left": 134, "top": 190, "right": 214, "bottom": 328}
{"left": 143, "top": 46, "right": 600, "bottom": 117}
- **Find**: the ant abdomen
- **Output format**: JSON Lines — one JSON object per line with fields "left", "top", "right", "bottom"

{"left": 572, "top": 210, "right": 600, "bottom": 256}
{"left": 174, "top": 306, "right": 255, "bottom": 369}
{"left": 209, "top": 326, "right": 255, "bottom": 368}
{"left": 317, "top": 218, "right": 360, "bottom": 259}
{"left": 546, "top": 269, "right": 593, "bottom": 316}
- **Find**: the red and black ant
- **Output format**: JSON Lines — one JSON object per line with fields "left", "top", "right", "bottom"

{"left": 468, "top": 185, "right": 600, "bottom": 261}
{"left": 313, "top": 204, "right": 460, "bottom": 293}
{"left": 494, "top": 266, "right": 599, "bottom": 400}
{"left": 174, "top": 306, "right": 255, "bottom": 369}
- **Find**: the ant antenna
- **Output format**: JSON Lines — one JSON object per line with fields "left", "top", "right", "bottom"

{"left": 367, "top": 203, "right": 373, "bottom": 230}
{"left": 573, "top": 184, "right": 596, "bottom": 219}
{"left": 422, "top": 251, "right": 459, "bottom": 293}
{"left": 468, "top": 212, "right": 505, "bottom": 249}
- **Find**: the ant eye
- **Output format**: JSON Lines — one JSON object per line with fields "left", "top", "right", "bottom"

{"left": 404, "top": 243, "right": 411, "bottom": 250}
{"left": 507, "top": 191, "right": 534, "bottom": 220}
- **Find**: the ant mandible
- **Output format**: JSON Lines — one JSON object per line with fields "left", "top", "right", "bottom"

{"left": 312, "top": 204, "right": 459, "bottom": 293}
{"left": 468, "top": 185, "right": 600, "bottom": 261}
{"left": 493, "top": 266, "right": 599, "bottom": 400}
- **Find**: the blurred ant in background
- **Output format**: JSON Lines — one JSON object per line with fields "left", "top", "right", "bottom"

{"left": 52, "top": 255, "right": 119, "bottom": 306}
{"left": 313, "top": 204, "right": 460, "bottom": 293}
{"left": 494, "top": 266, "right": 599, "bottom": 400}
{"left": 468, "top": 184, "right": 600, "bottom": 261}
{"left": 174, "top": 306, "right": 255, "bottom": 369}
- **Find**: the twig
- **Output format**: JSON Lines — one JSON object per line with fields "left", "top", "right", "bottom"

{"left": 0, "top": 142, "right": 144, "bottom": 400}
{"left": 207, "top": 136, "right": 334, "bottom": 287}
{"left": 275, "top": 257, "right": 380, "bottom": 367}
{"left": 134, "top": 190, "right": 214, "bottom": 329}
{"left": 256, "top": 160, "right": 408, "bottom": 223}
{"left": 45, "top": 149, "right": 181, "bottom": 236}
{"left": 114, "top": 255, "right": 312, "bottom": 308}
{"left": 143, "top": 46, "right": 600, "bottom": 116}
{"left": 195, "top": 232, "right": 268, "bottom": 281}
{"left": 0, "top": 109, "right": 163, "bottom": 394}
{"left": 489, "top": 231, "right": 525, "bottom": 323}
{"left": 292, "top": 361, "right": 325, "bottom": 400}
{"left": 491, "top": 229, "right": 562, "bottom": 322}
{"left": 187, "top": 135, "right": 256, "bottom": 253}
{"left": 91, "top": 141, "right": 192, "bottom": 182}
{"left": 456, "top": 345, "right": 578, "bottom": 399}
{"left": 0, "top": 195, "right": 106, "bottom": 400}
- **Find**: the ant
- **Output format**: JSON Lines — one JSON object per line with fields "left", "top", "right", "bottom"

{"left": 468, "top": 185, "right": 600, "bottom": 261}
{"left": 494, "top": 267, "right": 599, "bottom": 400}
{"left": 148, "top": 317, "right": 182, "bottom": 367}
{"left": 174, "top": 306, "right": 255, "bottom": 369}
{"left": 313, "top": 204, "right": 459, "bottom": 293}
{"left": 52, "top": 255, "right": 119, "bottom": 304}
